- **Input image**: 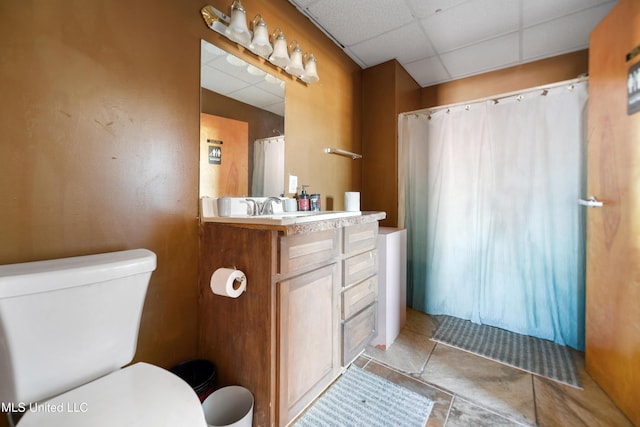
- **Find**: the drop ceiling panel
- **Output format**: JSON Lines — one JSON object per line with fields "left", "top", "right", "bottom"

{"left": 348, "top": 22, "right": 436, "bottom": 68}
{"left": 441, "top": 33, "right": 520, "bottom": 79}
{"left": 522, "top": 3, "right": 616, "bottom": 61}
{"left": 305, "top": 0, "right": 415, "bottom": 46}
{"left": 405, "top": 0, "right": 471, "bottom": 19}
{"left": 288, "top": 0, "right": 618, "bottom": 87}
{"left": 522, "top": 0, "right": 613, "bottom": 26}
{"left": 422, "top": 0, "right": 519, "bottom": 53}
{"left": 404, "top": 56, "right": 450, "bottom": 87}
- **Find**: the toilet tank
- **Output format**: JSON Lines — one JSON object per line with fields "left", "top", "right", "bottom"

{"left": 0, "top": 249, "right": 156, "bottom": 404}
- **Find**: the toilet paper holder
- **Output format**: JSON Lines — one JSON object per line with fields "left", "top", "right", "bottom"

{"left": 210, "top": 267, "right": 247, "bottom": 298}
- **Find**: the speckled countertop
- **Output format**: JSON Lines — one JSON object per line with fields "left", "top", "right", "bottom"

{"left": 201, "top": 211, "right": 386, "bottom": 236}
{"left": 281, "top": 211, "right": 386, "bottom": 235}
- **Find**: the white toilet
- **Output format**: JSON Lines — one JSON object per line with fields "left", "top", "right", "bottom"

{"left": 0, "top": 249, "right": 207, "bottom": 427}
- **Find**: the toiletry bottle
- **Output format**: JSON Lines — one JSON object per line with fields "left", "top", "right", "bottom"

{"left": 298, "top": 185, "right": 310, "bottom": 211}
{"left": 310, "top": 194, "right": 320, "bottom": 211}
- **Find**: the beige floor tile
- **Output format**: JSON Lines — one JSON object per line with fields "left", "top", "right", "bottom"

{"left": 534, "top": 351, "right": 634, "bottom": 427}
{"left": 364, "top": 328, "right": 435, "bottom": 374}
{"left": 445, "top": 396, "right": 525, "bottom": 426}
{"left": 404, "top": 308, "right": 439, "bottom": 338}
{"left": 420, "top": 344, "right": 536, "bottom": 426}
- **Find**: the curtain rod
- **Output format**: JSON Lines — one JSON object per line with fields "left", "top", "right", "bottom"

{"left": 403, "top": 75, "right": 589, "bottom": 117}
{"left": 256, "top": 135, "right": 285, "bottom": 142}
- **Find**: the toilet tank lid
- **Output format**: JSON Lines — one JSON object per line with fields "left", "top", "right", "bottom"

{"left": 0, "top": 249, "right": 157, "bottom": 299}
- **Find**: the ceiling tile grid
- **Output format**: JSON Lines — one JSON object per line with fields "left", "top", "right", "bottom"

{"left": 522, "top": 2, "right": 617, "bottom": 61}
{"left": 420, "top": 0, "right": 520, "bottom": 54}
{"left": 439, "top": 32, "right": 520, "bottom": 79}
{"left": 347, "top": 22, "right": 436, "bottom": 67}
{"left": 288, "top": 0, "right": 618, "bottom": 87}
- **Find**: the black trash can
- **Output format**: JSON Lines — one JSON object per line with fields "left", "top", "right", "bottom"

{"left": 170, "top": 359, "right": 217, "bottom": 402}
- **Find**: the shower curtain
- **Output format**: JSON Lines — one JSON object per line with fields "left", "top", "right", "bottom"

{"left": 251, "top": 136, "right": 285, "bottom": 197}
{"left": 399, "top": 81, "right": 588, "bottom": 350}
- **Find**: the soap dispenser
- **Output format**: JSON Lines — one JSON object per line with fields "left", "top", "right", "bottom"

{"left": 298, "top": 185, "right": 310, "bottom": 211}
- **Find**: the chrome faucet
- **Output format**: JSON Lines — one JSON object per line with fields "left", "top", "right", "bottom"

{"left": 258, "top": 197, "right": 282, "bottom": 215}
{"left": 243, "top": 199, "right": 258, "bottom": 216}
{"left": 244, "top": 197, "right": 282, "bottom": 216}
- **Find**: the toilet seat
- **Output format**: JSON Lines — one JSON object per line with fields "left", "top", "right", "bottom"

{"left": 17, "top": 362, "right": 207, "bottom": 427}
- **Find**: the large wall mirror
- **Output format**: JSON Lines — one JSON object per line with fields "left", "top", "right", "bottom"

{"left": 199, "top": 39, "right": 285, "bottom": 199}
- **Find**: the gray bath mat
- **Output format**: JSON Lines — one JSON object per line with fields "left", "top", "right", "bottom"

{"left": 294, "top": 365, "right": 433, "bottom": 427}
{"left": 432, "top": 315, "right": 581, "bottom": 388}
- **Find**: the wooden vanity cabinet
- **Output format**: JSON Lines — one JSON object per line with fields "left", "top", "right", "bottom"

{"left": 199, "top": 216, "right": 381, "bottom": 426}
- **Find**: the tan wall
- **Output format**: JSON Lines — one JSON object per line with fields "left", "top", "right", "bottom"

{"left": 421, "top": 50, "right": 589, "bottom": 108}
{"left": 0, "top": 1, "right": 361, "bottom": 417}
{"left": 362, "top": 61, "right": 421, "bottom": 226}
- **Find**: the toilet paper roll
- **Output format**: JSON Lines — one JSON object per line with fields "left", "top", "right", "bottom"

{"left": 210, "top": 268, "right": 247, "bottom": 298}
{"left": 345, "top": 192, "right": 360, "bottom": 212}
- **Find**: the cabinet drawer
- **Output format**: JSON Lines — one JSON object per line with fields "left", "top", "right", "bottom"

{"left": 343, "top": 250, "right": 377, "bottom": 287}
{"left": 279, "top": 229, "right": 339, "bottom": 274}
{"left": 342, "top": 276, "right": 377, "bottom": 320}
{"left": 342, "top": 303, "right": 377, "bottom": 365}
{"left": 343, "top": 222, "right": 378, "bottom": 257}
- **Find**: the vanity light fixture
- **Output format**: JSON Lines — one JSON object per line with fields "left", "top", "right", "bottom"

{"left": 225, "top": 0, "right": 252, "bottom": 46}
{"left": 200, "top": 4, "right": 319, "bottom": 84}
{"left": 285, "top": 41, "right": 305, "bottom": 77}
{"left": 269, "top": 29, "right": 290, "bottom": 68}
{"left": 301, "top": 52, "right": 320, "bottom": 83}
{"left": 249, "top": 14, "right": 273, "bottom": 58}
{"left": 201, "top": 5, "right": 230, "bottom": 34}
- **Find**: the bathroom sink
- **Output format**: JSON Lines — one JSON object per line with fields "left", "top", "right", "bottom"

{"left": 267, "top": 211, "right": 318, "bottom": 217}
{"left": 271, "top": 211, "right": 361, "bottom": 223}
{"left": 202, "top": 210, "right": 361, "bottom": 225}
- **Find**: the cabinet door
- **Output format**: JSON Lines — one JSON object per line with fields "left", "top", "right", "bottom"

{"left": 278, "top": 263, "right": 341, "bottom": 425}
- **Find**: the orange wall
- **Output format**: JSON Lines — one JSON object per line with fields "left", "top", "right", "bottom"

{"left": 362, "top": 61, "right": 421, "bottom": 226}
{"left": 421, "top": 50, "right": 589, "bottom": 108}
{"left": 0, "top": 0, "right": 362, "bottom": 400}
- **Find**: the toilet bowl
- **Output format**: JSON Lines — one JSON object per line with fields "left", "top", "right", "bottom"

{"left": 0, "top": 249, "right": 207, "bottom": 426}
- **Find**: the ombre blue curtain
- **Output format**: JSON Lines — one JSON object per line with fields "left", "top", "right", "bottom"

{"left": 398, "top": 81, "right": 588, "bottom": 350}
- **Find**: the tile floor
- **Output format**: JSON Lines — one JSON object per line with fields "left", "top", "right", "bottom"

{"left": 352, "top": 308, "right": 633, "bottom": 427}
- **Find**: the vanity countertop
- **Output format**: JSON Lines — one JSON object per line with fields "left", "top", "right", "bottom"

{"left": 200, "top": 211, "right": 386, "bottom": 236}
